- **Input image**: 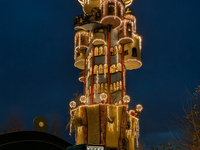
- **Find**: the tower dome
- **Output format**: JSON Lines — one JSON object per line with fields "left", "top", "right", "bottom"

{"left": 118, "top": 8, "right": 136, "bottom": 44}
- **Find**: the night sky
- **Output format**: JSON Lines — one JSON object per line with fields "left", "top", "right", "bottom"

{"left": 1, "top": 0, "right": 200, "bottom": 149}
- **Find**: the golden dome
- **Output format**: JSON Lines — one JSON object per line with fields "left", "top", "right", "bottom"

{"left": 125, "top": 8, "right": 135, "bottom": 15}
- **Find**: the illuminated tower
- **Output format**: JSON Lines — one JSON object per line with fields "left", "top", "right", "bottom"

{"left": 70, "top": 0, "right": 143, "bottom": 149}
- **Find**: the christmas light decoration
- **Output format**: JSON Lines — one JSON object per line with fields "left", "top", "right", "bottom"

{"left": 100, "top": 93, "right": 107, "bottom": 101}
{"left": 136, "top": 104, "right": 143, "bottom": 112}
{"left": 135, "top": 120, "right": 140, "bottom": 147}
{"left": 69, "top": 101, "right": 76, "bottom": 109}
{"left": 72, "top": 1, "right": 143, "bottom": 149}
{"left": 123, "top": 95, "right": 130, "bottom": 103}
{"left": 80, "top": 95, "right": 87, "bottom": 104}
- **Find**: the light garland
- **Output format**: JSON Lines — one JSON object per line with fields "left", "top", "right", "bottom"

{"left": 118, "top": 37, "right": 134, "bottom": 44}
{"left": 133, "top": 34, "right": 142, "bottom": 50}
{"left": 92, "top": 39, "right": 107, "bottom": 45}
{"left": 100, "top": 15, "right": 122, "bottom": 29}
{"left": 78, "top": 76, "right": 84, "bottom": 82}
{"left": 96, "top": 67, "right": 99, "bottom": 94}
{"left": 69, "top": 109, "right": 77, "bottom": 136}
{"left": 107, "top": 105, "right": 114, "bottom": 131}
{"left": 74, "top": 59, "right": 85, "bottom": 67}
{"left": 75, "top": 45, "right": 89, "bottom": 52}
{"left": 74, "top": 32, "right": 89, "bottom": 53}
{"left": 135, "top": 120, "right": 140, "bottom": 147}
{"left": 104, "top": 46, "right": 107, "bottom": 78}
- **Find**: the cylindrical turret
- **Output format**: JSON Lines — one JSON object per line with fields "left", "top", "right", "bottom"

{"left": 124, "top": 34, "right": 142, "bottom": 70}
{"left": 71, "top": 1, "right": 143, "bottom": 149}
{"left": 74, "top": 30, "right": 89, "bottom": 53}
{"left": 118, "top": 9, "right": 136, "bottom": 44}
{"left": 100, "top": 0, "right": 124, "bottom": 28}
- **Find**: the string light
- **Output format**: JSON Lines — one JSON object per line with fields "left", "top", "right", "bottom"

{"left": 107, "top": 105, "right": 114, "bottom": 131}
{"left": 74, "top": 59, "right": 85, "bottom": 67}
{"left": 96, "top": 67, "right": 99, "bottom": 94}
{"left": 100, "top": 16, "right": 122, "bottom": 29}
{"left": 104, "top": 46, "right": 107, "bottom": 78}
{"left": 92, "top": 39, "right": 107, "bottom": 45}
{"left": 135, "top": 120, "right": 140, "bottom": 147}
{"left": 118, "top": 37, "right": 134, "bottom": 44}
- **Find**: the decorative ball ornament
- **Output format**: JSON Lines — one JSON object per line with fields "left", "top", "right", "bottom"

{"left": 123, "top": 95, "right": 131, "bottom": 103}
{"left": 136, "top": 104, "right": 143, "bottom": 112}
{"left": 80, "top": 95, "right": 87, "bottom": 104}
{"left": 100, "top": 93, "right": 107, "bottom": 101}
{"left": 69, "top": 101, "right": 76, "bottom": 109}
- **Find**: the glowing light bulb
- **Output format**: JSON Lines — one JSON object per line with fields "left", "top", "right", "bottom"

{"left": 69, "top": 101, "right": 76, "bottom": 108}
{"left": 80, "top": 95, "right": 87, "bottom": 104}
{"left": 100, "top": 93, "right": 107, "bottom": 101}
{"left": 123, "top": 95, "right": 130, "bottom": 103}
{"left": 136, "top": 104, "right": 143, "bottom": 112}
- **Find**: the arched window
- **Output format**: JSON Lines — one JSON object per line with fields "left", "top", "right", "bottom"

{"left": 99, "top": 46, "right": 103, "bottom": 55}
{"left": 117, "top": 63, "right": 122, "bottom": 71}
{"left": 104, "top": 64, "right": 108, "bottom": 73}
{"left": 94, "top": 47, "right": 99, "bottom": 56}
{"left": 120, "top": 81, "right": 122, "bottom": 90}
{"left": 105, "top": 83, "right": 108, "bottom": 92}
{"left": 110, "top": 84, "right": 113, "bottom": 93}
{"left": 110, "top": 64, "right": 116, "bottom": 73}
{"left": 117, "top": 81, "right": 120, "bottom": 91}
{"left": 101, "top": 83, "right": 104, "bottom": 93}
{"left": 94, "top": 65, "right": 98, "bottom": 74}
{"left": 98, "top": 84, "right": 100, "bottom": 93}
{"left": 90, "top": 67, "right": 92, "bottom": 76}
{"left": 113, "top": 83, "right": 116, "bottom": 92}
{"left": 110, "top": 47, "right": 114, "bottom": 55}
{"left": 108, "top": 2, "right": 115, "bottom": 15}
{"left": 99, "top": 64, "right": 103, "bottom": 74}
{"left": 132, "top": 47, "right": 137, "bottom": 57}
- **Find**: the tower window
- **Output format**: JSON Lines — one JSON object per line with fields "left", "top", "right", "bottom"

{"left": 108, "top": 3, "right": 115, "bottom": 15}
{"left": 127, "top": 23, "right": 132, "bottom": 32}
{"left": 124, "top": 50, "right": 128, "bottom": 56}
{"left": 132, "top": 47, "right": 137, "bottom": 57}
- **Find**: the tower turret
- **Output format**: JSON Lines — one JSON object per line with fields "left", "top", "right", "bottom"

{"left": 69, "top": 0, "right": 143, "bottom": 149}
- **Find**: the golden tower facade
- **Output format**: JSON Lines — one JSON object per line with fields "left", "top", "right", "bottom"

{"left": 69, "top": 0, "right": 143, "bottom": 149}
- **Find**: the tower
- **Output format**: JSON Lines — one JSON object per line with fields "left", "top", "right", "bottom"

{"left": 70, "top": 0, "right": 143, "bottom": 149}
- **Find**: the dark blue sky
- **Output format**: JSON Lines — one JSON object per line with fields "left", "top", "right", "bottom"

{"left": 0, "top": 0, "right": 200, "bottom": 148}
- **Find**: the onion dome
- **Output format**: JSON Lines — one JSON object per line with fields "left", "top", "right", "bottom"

{"left": 124, "top": 8, "right": 135, "bottom": 21}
